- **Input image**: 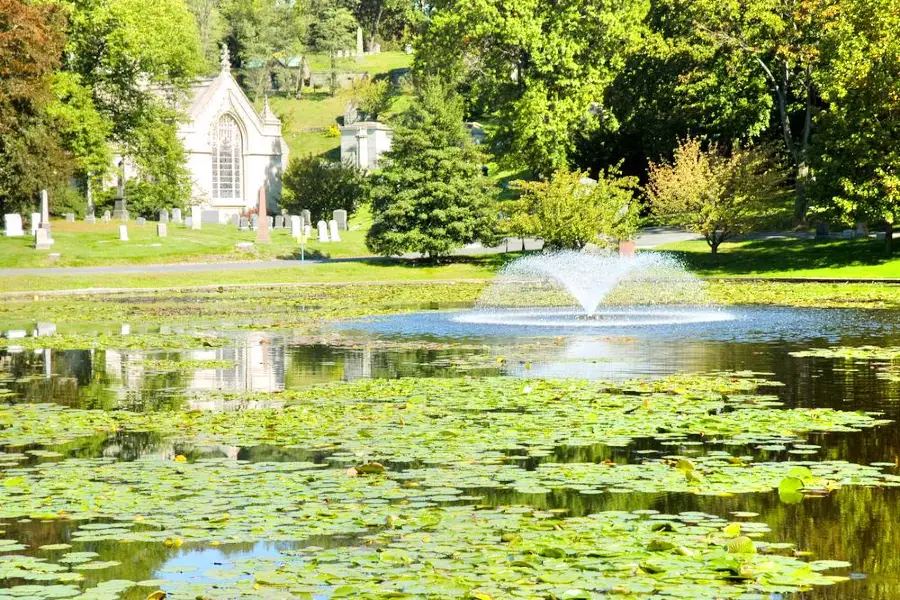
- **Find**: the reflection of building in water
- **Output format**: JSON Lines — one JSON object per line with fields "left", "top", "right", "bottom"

{"left": 189, "top": 333, "right": 285, "bottom": 394}
{"left": 343, "top": 346, "right": 374, "bottom": 381}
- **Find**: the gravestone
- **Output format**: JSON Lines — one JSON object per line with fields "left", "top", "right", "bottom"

{"left": 136, "top": 217, "right": 146, "bottom": 226}
{"left": 842, "top": 229, "right": 855, "bottom": 240}
{"left": 171, "top": 208, "right": 182, "bottom": 224}
{"left": 157, "top": 223, "right": 167, "bottom": 238}
{"left": 290, "top": 215, "right": 302, "bottom": 239}
{"left": 274, "top": 215, "right": 284, "bottom": 229}
{"left": 30, "top": 213, "right": 40, "bottom": 234}
{"left": 191, "top": 206, "right": 201, "bottom": 230}
{"left": 235, "top": 242, "right": 254, "bottom": 252}
{"left": 102, "top": 211, "right": 111, "bottom": 224}
{"left": 34, "top": 228, "right": 53, "bottom": 249}
{"left": 230, "top": 214, "right": 240, "bottom": 227}
{"left": 317, "top": 220, "right": 330, "bottom": 242}
{"left": 119, "top": 225, "right": 129, "bottom": 241}
{"left": 113, "top": 199, "right": 128, "bottom": 221}
{"left": 3, "top": 214, "right": 24, "bottom": 237}
{"left": 876, "top": 232, "right": 888, "bottom": 241}
{"left": 304, "top": 224, "right": 312, "bottom": 238}
{"left": 239, "top": 217, "right": 250, "bottom": 231}
{"left": 373, "top": 43, "right": 381, "bottom": 54}
{"left": 301, "top": 210, "right": 311, "bottom": 225}
{"left": 329, "top": 219, "right": 341, "bottom": 242}
{"left": 815, "top": 222, "right": 829, "bottom": 239}
{"left": 201, "top": 210, "right": 220, "bottom": 224}
{"left": 159, "top": 209, "right": 169, "bottom": 223}
{"left": 184, "top": 216, "right": 193, "bottom": 228}
{"left": 344, "top": 101, "right": 359, "bottom": 126}
{"left": 84, "top": 213, "right": 96, "bottom": 224}
{"left": 333, "top": 209, "right": 348, "bottom": 230}
{"left": 250, "top": 215, "right": 259, "bottom": 230}
{"left": 65, "top": 213, "right": 75, "bottom": 223}
{"left": 40, "top": 190, "right": 50, "bottom": 228}
{"left": 267, "top": 216, "right": 274, "bottom": 230}
{"left": 856, "top": 222, "right": 868, "bottom": 236}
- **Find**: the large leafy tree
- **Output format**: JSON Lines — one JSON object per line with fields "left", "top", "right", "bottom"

{"left": 62, "top": 0, "right": 204, "bottom": 204}
{"left": 0, "top": 0, "right": 70, "bottom": 214}
{"left": 588, "top": 0, "right": 772, "bottom": 178}
{"left": 308, "top": 0, "right": 358, "bottom": 95}
{"left": 684, "top": 0, "right": 834, "bottom": 223}
{"left": 415, "top": 0, "right": 647, "bottom": 177}
{"left": 811, "top": 0, "right": 900, "bottom": 254}
{"left": 366, "top": 77, "right": 498, "bottom": 259}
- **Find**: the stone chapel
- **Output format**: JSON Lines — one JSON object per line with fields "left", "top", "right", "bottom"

{"left": 170, "top": 47, "right": 289, "bottom": 221}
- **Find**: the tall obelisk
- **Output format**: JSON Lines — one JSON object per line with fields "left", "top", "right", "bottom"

{"left": 255, "top": 186, "right": 270, "bottom": 243}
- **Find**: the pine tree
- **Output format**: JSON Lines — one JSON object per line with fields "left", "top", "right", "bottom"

{"left": 366, "top": 78, "right": 498, "bottom": 259}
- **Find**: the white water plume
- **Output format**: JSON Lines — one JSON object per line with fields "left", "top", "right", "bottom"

{"left": 476, "top": 251, "right": 710, "bottom": 316}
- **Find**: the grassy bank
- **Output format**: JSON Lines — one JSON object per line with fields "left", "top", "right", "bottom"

{"left": 658, "top": 236, "right": 900, "bottom": 279}
{"left": 0, "top": 211, "right": 374, "bottom": 269}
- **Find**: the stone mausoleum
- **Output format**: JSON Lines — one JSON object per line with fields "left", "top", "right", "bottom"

{"left": 142, "top": 47, "right": 289, "bottom": 222}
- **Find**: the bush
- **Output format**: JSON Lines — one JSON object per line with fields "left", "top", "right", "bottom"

{"left": 505, "top": 166, "right": 640, "bottom": 250}
{"left": 647, "top": 138, "right": 789, "bottom": 255}
{"left": 281, "top": 154, "right": 366, "bottom": 222}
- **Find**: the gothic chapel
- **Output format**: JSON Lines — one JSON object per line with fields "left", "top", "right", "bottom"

{"left": 173, "top": 47, "right": 289, "bottom": 221}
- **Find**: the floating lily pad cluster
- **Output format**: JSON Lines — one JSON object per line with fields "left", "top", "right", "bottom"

{"left": 790, "top": 345, "right": 900, "bottom": 360}
{"left": 0, "top": 374, "right": 890, "bottom": 598}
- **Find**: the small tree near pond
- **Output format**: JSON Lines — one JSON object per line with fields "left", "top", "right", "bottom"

{"left": 281, "top": 155, "right": 366, "bottom": 222}
{"left": 365, "top": 77, "right": 498, "bottom": 259}
{"left": 505, "top": 166, "right": 640, "bottom": 251}
{"left": 647, "top": 138, "right": 789, "bottom": 255}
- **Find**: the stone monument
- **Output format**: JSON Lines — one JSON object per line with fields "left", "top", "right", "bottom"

{"left": 171, "top": 208, "right": 182, "bottom": 224}
{"left": 157, "top": 223, "right": 168, "bottom": 238}
{"left": 39, "top": 190, "right": 51, "bottom": 231}
{"left": 119, "top": 225, "right": 129, "bottom": 241}
{"left": 112, "top": 163, "right": 128, "bottom": 221}
{"left": 290, "top": 215, "right": 302, "bottom": 239}
{"left": 159, "top": 209, "right": 169, "bottom": 223}
{"left": 256, "top": 186, "right": 271, "bottom": 243}
{"left": 333, "top": 209, "right": 348, "bottom": 230}
{"left": 191, "top": 206, "right": 201, "bottom": 230}
{"left": 34, "top": 228, "right": 53, "bottom": 249}
{"left": 329, "top": 219, "right": 341, "bottom": 242}
{"left": 30, "top": 212, "right": 40, "bottom": 234}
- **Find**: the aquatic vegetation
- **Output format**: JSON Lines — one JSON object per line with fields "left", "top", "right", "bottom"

{"left": 139, "top": 359, "right": 235, "bottom": 372}
{"left": 790, "top": 345, "right": 900, "bottom": 361}
{"left": 0, "top": 333, "right": 229, "bottom": 352}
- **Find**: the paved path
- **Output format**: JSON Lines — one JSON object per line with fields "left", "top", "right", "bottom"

{"left": 634, "top": 227, "right": 703, "bottom": 249}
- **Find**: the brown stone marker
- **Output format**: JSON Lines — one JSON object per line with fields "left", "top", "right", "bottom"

{"left": 256, "top": 186, "right": 270, "bottom": 243}
{"left": 619, "top": 240, "right": 636, "bottom": 257}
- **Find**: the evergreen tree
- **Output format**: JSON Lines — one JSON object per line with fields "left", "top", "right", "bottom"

{"left": 366, "top": 78, "right": 499, "bottom": 259}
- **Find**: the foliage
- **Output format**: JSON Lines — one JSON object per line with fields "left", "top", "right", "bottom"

{"left": 187, "top": 0, "right": 227, "bottom": 71}
{"left": 355, "top": 0, "right": 422, "bottom": 50}
{"left": 506, "top": 166, "right": 640, "bottom": 250}
{"left": 416, "top": 0, "right": 648, "bottom": 177}
{"left": 281, "top": 154, "right": 367, "bottom": 221}
{"left": 45, "top": 72, "right": 112, "bottom": 181}
{"left": 647, "top": 138, "right": 789, "bottom": 254}
{"left": 366, "top": 77, "right": 499, "bottom": 258}
{"left": 810, "top": 0, "right": 900, "bottom": 254}
{"left": 309, "top": 2, "right": 358, "bottom": 95}
{"left": 0, "top": 0, "right": 70, "bottom": 215}
{"left": 352, "top": 77, "right": 394, "bottom": 120}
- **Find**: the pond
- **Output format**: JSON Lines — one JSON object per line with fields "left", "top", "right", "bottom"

{"left": 2, "top": 295, "right": 900, "bottom": 599}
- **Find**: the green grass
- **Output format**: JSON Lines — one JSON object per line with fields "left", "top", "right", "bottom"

{"left": 1, "top": 256, "right": 506, "bottom": 292}
{"left": 0, "top": 211, "right": 374, "bottom": 269}
{"left": 304, "top": 51, "right": 413, "bottom": 74}
{"left": 657, "top": 237, "right": 900, "bottom": 279}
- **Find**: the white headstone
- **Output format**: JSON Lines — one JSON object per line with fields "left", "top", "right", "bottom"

{"left": 290, "top": 215, "right": 302, "bottom": 239}
{"left": 304, "top": 224, "right": 311, "bottom": 238}
{"left": 159, "top": 209, "right": 169, "bottom": 223}
{"left": 136, "top": 217, "right": 146, "bottom": 226}
{"left": 191, "top": 206, "right": 201, "bottom": 230}
{"left": 34, "top": 228, "right": 53, "bottom": 249}
{"left": 65, "top": 213, "right": 75, "bottom": 223}
{"left": 119, "top": 225, "right": 129, "bottom": 241}
{"left": 3, "top": 214, "right": 24, "bottom": 237}
{"left": 201, "top": 209, "right": 220, "bottom": 224}
{"left": 30, "top": 212, "right": 40, "bottom": 234}
{"left": 157, "top": 223, "right": 167, "bottom": 238}
{"left": 171, "top": 208, "right": 182, "bottom": 223}
{"left": 333, "top": 209, "right": 348, "bottom": 230}
{"left": 329, "top": 219, "right": 341, "bottom": 242}
{"left": 317, "top": 220, "right": 330, "bottom": 242}
{"left": 102, "top": 211, "right": 111, "bottom": 223}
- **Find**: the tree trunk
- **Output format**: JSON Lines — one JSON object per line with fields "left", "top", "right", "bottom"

{"left": 330, "top": 53, "right": 337, "bottom": 97}
{"left": 887, "top": 222, "right": 894, "bottom": 256}
{"left": 368, "top": 5, "right": 383, "bottom": 52}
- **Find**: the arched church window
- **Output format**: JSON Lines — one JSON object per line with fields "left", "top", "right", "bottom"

{"left": 212, "top": 114, "right": 242, "bottom": 201}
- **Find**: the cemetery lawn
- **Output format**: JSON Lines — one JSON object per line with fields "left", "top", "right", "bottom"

{"left": 0, "top": 214, "right": 375, "bottom": 269}
{"left": 658, "top": 236, "right": 900, "bottom": 279}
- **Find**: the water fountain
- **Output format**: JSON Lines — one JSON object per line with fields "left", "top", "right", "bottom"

{"left": 456, "top": 250, "right": 734, "bottom": 328}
